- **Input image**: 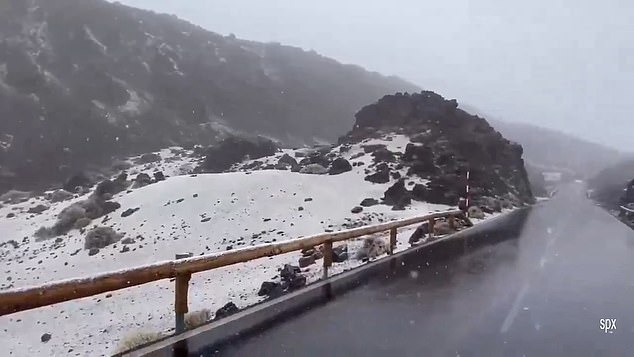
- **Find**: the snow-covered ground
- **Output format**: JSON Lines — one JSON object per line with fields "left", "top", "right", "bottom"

{"left": 0, "top": 134, "right": 500, "bottom": 356}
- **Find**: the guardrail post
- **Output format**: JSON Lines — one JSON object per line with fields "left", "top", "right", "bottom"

{"left": 389, "top": 227, "right": 397, "bottom": 254}
{"left": 428, "top": 217, "right": 435, "bottom": 239}
{"left": 175, "top": 253, "right": 193, "bottom": 334}
{"left": 323, "top": 240, "right": 333, "bottom": 279}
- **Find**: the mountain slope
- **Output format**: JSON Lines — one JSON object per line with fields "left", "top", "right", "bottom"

{"left": 459, "top": 105, "right": 627, "bottom": 178}
{"left": 0, "top": 0, "right": 418, "bottom": 192}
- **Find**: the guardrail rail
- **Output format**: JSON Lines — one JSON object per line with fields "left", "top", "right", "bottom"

{"left": 0, "top": 209, "right": 470, "bottom": 332}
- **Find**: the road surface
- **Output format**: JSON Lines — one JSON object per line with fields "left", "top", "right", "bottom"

{"left": 209, "top": 183, "right": 634, "bottom": 356}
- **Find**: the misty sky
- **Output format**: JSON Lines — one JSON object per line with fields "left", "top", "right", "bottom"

{"left": 115, "top": 0, "right": 633, "bottom": 151}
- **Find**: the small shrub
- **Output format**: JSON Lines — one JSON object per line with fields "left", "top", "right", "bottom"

{"left": 184, "top": 309, "right": 211, "bottom": 329}
{"left": 84, "top": 226, "right": 122, "bottom": 249}
{"left": 114, "top": 330, "right": 164, "bottom": 354}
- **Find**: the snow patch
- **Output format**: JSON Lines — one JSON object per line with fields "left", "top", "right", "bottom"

{"left": 83, "top": 26, "right": 107, "bottom": 53}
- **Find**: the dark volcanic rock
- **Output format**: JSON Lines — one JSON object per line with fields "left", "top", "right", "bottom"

{"left": 139, "top": 153, "right": 161, "bottom": 164}
{"left": 383, "top": 179, "right": 410, "bottom": 206}
{"left": 364, "top": 163, "right": 390, "bottom": 184}
{"left": 133, "top": 173, "right": 153, "bottom": 188}
{"left": 278, "top": 153, "right": 298, "bottom": 167}
{"left": 329, "top": 158, "right": 352, "bottom": 175}
{"left": 201, "top": 136, "right": 278, "bottom": 172}
{"left": 351, "top": 206, "right": 364, "bottom": 214}
{"left": 40, "top": 333, "right": 52, "bottom": 343}
{"left": 214, "top": 302, "right": 239, "bottom": 320}
{"left": 280, "top": 264, "right": 301, "bottom": 281}
{"left": 411, "top": 184, "right": 428, "bottom": 201}
{"left": 27, "top": 204, "right": 49, "bottom": 214}
{"left": 153, "top": 172, "right": 166, "bottom": 182}
{"left": 360, "top": 198, "right": 379, "bottom": 207}
{"left": 371, "top": 148, "right": 396, "bottom": 162}
{"left": 332, "top": 245, "right": 349, "bottom": 263}
{"left": 258, "top": 281, "right": 283, "bottom": 297}
{"left": 121, "top": 208, "right": 140, "bottom": 218}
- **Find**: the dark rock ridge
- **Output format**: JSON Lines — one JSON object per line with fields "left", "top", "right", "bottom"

{"left": 199, "top": 136, "right": 278, "bottom": 173}
{"left": 340, "top": 91, "right": 534, "bottom": 208}
{"left": 0, "top": 0, "right": 417, "bottom": 193}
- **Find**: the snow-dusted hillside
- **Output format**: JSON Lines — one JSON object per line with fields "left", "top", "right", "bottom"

{"left": 0, "top": 132, "right": 503, "bottom": 356}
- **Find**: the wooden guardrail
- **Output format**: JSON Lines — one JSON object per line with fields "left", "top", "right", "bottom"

{"left": 0, "top": 209, "right": 469, "bottom": 323}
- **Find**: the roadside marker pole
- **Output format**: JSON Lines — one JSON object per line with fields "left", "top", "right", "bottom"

{"left": 466, "top": 170, "right": 471, "bottom": 209}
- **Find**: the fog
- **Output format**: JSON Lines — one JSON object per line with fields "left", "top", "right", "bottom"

{"left": 114, "top": 0, "right": 634, "bottom": 151}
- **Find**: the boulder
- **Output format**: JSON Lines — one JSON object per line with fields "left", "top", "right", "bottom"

{"left": 299, "top": 164, "right": 328, "bottom": 175}
{"left": 411, "top": 184, "right": 428, "bottom": 201}
{"left": 329, "top": 158, "right": 352, "bottom": 175}
{"left": 153, "top": 171, "right": 166, "bottom": 182}
{"left": 258, "top": 281, "right": 283, "bottom": 297}
{"left": 298, "top": 255, "right": 316, "bottom": 268}
{"left": 402, "top": 143, "right": 434, "bottom": 163}
{"left": 383, "top": 179, "right": 410, "bottom": 206}
{"left": 40, "top": 333, "right": 52, "bottom": 343}
{"left": 332, "top": 245, "right": 349, "bottom": 263}
{"left": 408, "top": 223, "right": 429, "bottom": 244}
{"left": 278, "top": 153, "right": 298, "bottom": 167}
{"left": 280, "top": 264, "right": 301, "bottom": 281}
{"left": 214, "top": 302, "right": 239, "bottom": 320}
{"left": 201, "top": 136, "right": 278, "bottom": 172}
{"left": 299, "top": 152, "right": 330, "bottom": 168}
{"left": 121, "top": 207, "right": 140, "bottom": 218}
{"left": 371, "top": 148, "right": 396, "bottom": 162}
{"left": 27, "top": 204, "right": 49, "bottom": 214}
{"left": 287, "top": 275, "right": 307, "bottom": 290}
{"left": 139, "top": 153, "right": 161, "bottom": 164}
{"left": 84, "top": 227, "right": 122, "bottom": 249}
{"left": 351, "top": 206, "right": 363, "bottom": 214}
{"left": 364, "top": 163, "right": 390, "bottom": 184}
{"left": 360, "top": 198, "right": 379, "bottom": 207}
{"left": 48, "top": 189, "right": 73, "bottom": 203}
{"left": 101, "top": 201, "right": 121, "bottom": 215}
{"left": 133, "top": 173, "right": 153, "bottom": 188}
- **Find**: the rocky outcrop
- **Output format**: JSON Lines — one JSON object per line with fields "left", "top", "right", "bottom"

{"left": 339, "top": 91, "right": 534, "bottom": 209}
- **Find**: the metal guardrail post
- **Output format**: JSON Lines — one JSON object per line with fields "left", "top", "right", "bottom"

{"left": 174, "top": 253, "right": 193, "bottom": 334}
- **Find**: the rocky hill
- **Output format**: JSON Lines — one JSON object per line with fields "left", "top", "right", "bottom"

{"left": 0, "top": 0, "right": 417, "bottom": 193}
{"left": 340, "top": 92, "right": 534, "bottom": 208}
{"left": 589, "top": 159, "right": 634, "bottom": 208}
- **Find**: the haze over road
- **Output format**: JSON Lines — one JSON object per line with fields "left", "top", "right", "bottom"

{"left": 211, "top": 183, "right": 634, "bottom": 356}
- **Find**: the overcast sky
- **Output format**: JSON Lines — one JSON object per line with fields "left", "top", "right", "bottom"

{"left": 115, "top": 0, "right": 633, "bottom": 151}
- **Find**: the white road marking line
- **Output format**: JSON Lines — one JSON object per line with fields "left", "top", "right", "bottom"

{"left": 500, "top": 283, "right": 530, "bottom": 334}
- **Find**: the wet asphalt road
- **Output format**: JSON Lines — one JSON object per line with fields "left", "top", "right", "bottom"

{"left": 212, "top": 182, "right": 634, "bottom": 356}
